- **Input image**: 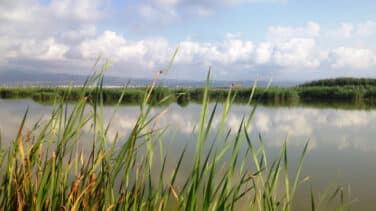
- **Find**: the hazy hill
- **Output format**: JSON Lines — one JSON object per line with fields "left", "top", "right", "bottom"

{"left": 0, "top": 71, "right": 298, "bottom": 88}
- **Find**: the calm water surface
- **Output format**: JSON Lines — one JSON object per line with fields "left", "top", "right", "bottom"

{"left": 0, "top": 99, "right": 375, "bottom": 210}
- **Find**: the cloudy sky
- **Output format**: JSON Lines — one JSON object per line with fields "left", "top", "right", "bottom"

{"left": 1, "top": 0, "right": 376, "bottom": 81}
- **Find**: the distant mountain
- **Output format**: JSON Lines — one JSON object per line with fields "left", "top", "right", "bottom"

{"left": 0, "top": 70, "right": 87, "bottom": 86}
{"left": 0, "top": 71, "right": 299, "bottom": 87}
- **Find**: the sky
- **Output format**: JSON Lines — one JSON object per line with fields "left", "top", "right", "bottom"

{"left": 1, "top": 0, "right": 376, "bottom": 81}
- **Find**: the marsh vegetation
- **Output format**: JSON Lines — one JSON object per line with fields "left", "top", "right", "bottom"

{"left": 2, "top": 78, "right": 376, "bottom": 109}
{"left": 0, "top": 68, "right": 353, "bottom": 210}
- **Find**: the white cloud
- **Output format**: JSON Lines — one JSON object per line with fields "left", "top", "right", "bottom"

{"left": 0, "top": 0, "right": 106, "bottom": 24}
{"left": 0, "top": 36, "right": 69, "bottom": 63}
{"left": 74, "top": 31, "right": 172, "bottom": 71}
{"left": 330, "top": 47, "right": 376, "bottom": 69}
{"left": 138, "top": 3, "right": 178, "bottom": 23}
{"left": 70, "top": 34, "right": 255, "bottom": 77}
{"left": 258, "top": 22, "right": 326, "bottom": 69}
{"left": 356, "top": 21, "right": 376, "bottom": 36}
{"left": 226, "top": 114, "right": 243, "bottom": 132}
{"left": 137, "top": 0, "right": 286, "bottom": 22}
{"left": 255, "top": 111, "right": 270, "bottom": 132}
{"left": 2, "top": 24, "right": 376, "bottom": 79}
{"left": 49, "top": 0, "right": 107, "bottom": 21}
{"left": 248, "top": 107, "right": 376, "bottom": 152}
{"left": 175, "top": 37, "right": 254, "bottom": 66}
{"left": 155, "top": 0, "right": 180, "bottom": 8}
{"left": 253, "top": 39, "right": 327, "bottom": 69}
{"left": 329, "top": 111, "right": 369, "bottom": 128}
{"left": 29, "top": 38, "right": 69, "bottom": 60}
{"left": 254, "top": 42, "right": 273, "bottom": 64}
{"left": 340, "top": 23, "right": 355, "bottom": 38}
{"left": 272, "top": 38, "right": 325, "bottom": 68}
{"left": 1, "top": 2, "right": 376, "bottom": 82}
{"left": 195, "top": 6, "right": 214, "bottom": 16}
{"left": 0, "top": 0, "right": 42, "bottom": 23}
{"left": 329, "top": 23, "right": 354, "bottom": 38}
{"left": 327, "top": 21, "right": 376, "bottom": 39}
{"left": 0, "top": 0, "right": 108, "bottom": 73}
{"left": 267, "top": 21, "right": 320, "bottom": 41}
{"left": 272, "top": 109, "right": 314, "bottom": 136}
{"left": 62, "top": 25, "right": 97, "bottom": 41}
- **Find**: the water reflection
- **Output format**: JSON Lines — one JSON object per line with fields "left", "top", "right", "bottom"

{"left": 2, "top": 99, "right": 376, "bottom": 152}
{"left": 1, "top": 99, "right": 376, "bottom": 209}
{"left": 252, "top": 107, "right": 376, "bottom": 152}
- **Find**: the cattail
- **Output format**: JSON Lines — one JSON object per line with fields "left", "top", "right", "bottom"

{"left": 44, "top": 199, "right": 49, "bottom": 210}
{"left": 26, "top": 129, "right": 31, "bottom": 143}
{"left": 17, "top": 190, "right": 23, "bottom": 211}
{"left": 18, "top": 129, "right": 25, "bottom": 161}
{"left": 105, "top": 204, "right": 115, "bottom": 211}
{"left": 89, "top": 173, "right": 96, "bottom": 185}
{"left": 169, "top": 184, "right": 179, "bottom": 201}
{"left": 158, "top": 200, "right": 164, "bottom": 211}
{"left": 69, "top": 175, "right": 82, "bottom": 199}
{"left": 38, "top": 145, "right": 43, "bottom": 162}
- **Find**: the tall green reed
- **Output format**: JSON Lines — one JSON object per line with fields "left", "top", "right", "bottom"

{"left": 0, "top": 59, "right": 350, "bottom": 210}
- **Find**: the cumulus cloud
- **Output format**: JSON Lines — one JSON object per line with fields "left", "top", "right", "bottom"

{"left": 328, "top": 21, "right": 376, "bottom": 39}
{"left": 251, "top": 22, "right": 328, "bottom": 70}
{"left": 49, "top": 0, "right": 107, "bottom": 21}
{"left": 254, "top": 42, "right": 273, "bottom": 64}
{"left": 0, "top": 0, "right": 106, "bottom": 25}
{"left": 271, "top": 38, "right": 325, "bottom": 68}
{"left": 0, "top": 1, "right": 36, "bottom": 23}
{"left": 0, "top": 0, "right": 107, "bottom": 73}
{"left": 267, "top": 21, "right": 320, "bottom": 41}
{"left": 355, "top": 21, "right": 376, "bottom": 37}
{"left": 328, "top": 23, "right": 354, "bottom": 39}
{"left": 2, "top": 24, "right": 376, "bottom": 79}
{"left": 1, "top": 1, "right": 376, "bottom": 80}
{"left": 330, "top": 47, "right": 376, "bottom": 69}
{"left": 136, "top": 0, "right": 286, "bottom": 23}
{"left": 176, "top": 36, "right": 254, "bottom": 65}
{"left": 138, "top": 2, "right": 178, "bottom": 24}
{"left": 23, "top": 38, "right": 69, "bottom": 60}
{"left": 62, "top": 25, "right": 97, "bottom": 41}
{"left": 73, "top": 31, "right": 172, "bottom": 71}
{"left": 0, "top": 36, "right": 69, "bottom": 63}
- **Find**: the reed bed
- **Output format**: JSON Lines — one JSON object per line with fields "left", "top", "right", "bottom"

{"left": 0, "top": 63, "right": 350, "bottom": 210}
{"left": 4, "top": 82, "right": 376, "bottom": 107}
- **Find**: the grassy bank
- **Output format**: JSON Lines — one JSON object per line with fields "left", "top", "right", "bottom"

{"left": 3, "top": 83, "right": 376, "bottom": 108}
{"left": 0, "top": 70, "right": 349, "bottom": 210}
{"left": 0, "top": 86, "right": 298, "bottom": 105}
{"left": 300, "top": 77, "right": 376, "bottom": 87}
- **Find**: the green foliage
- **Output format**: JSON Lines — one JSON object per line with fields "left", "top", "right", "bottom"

{"left": 0, "top": 69, "right": 350, "bottom": 210}
{"left": 4, "top": 77, "right": 376, "bottom": 109}
{"left": 300, "top": 77, "right": 376, "bottom": 87}
{"left": 176, "top": 93, "right": 190, "bottom": 107}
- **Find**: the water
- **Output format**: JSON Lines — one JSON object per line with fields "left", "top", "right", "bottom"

{"left": 0, "top": 99, "right": 375, "bottom": 210}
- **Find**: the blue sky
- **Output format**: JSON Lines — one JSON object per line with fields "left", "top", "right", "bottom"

{"left": 1, "top": 0, "right": 376, "bottom": 81}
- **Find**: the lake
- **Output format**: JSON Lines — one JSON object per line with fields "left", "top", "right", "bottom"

{"left": 0, "top": 98, "right": 375, "bottom": 210}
